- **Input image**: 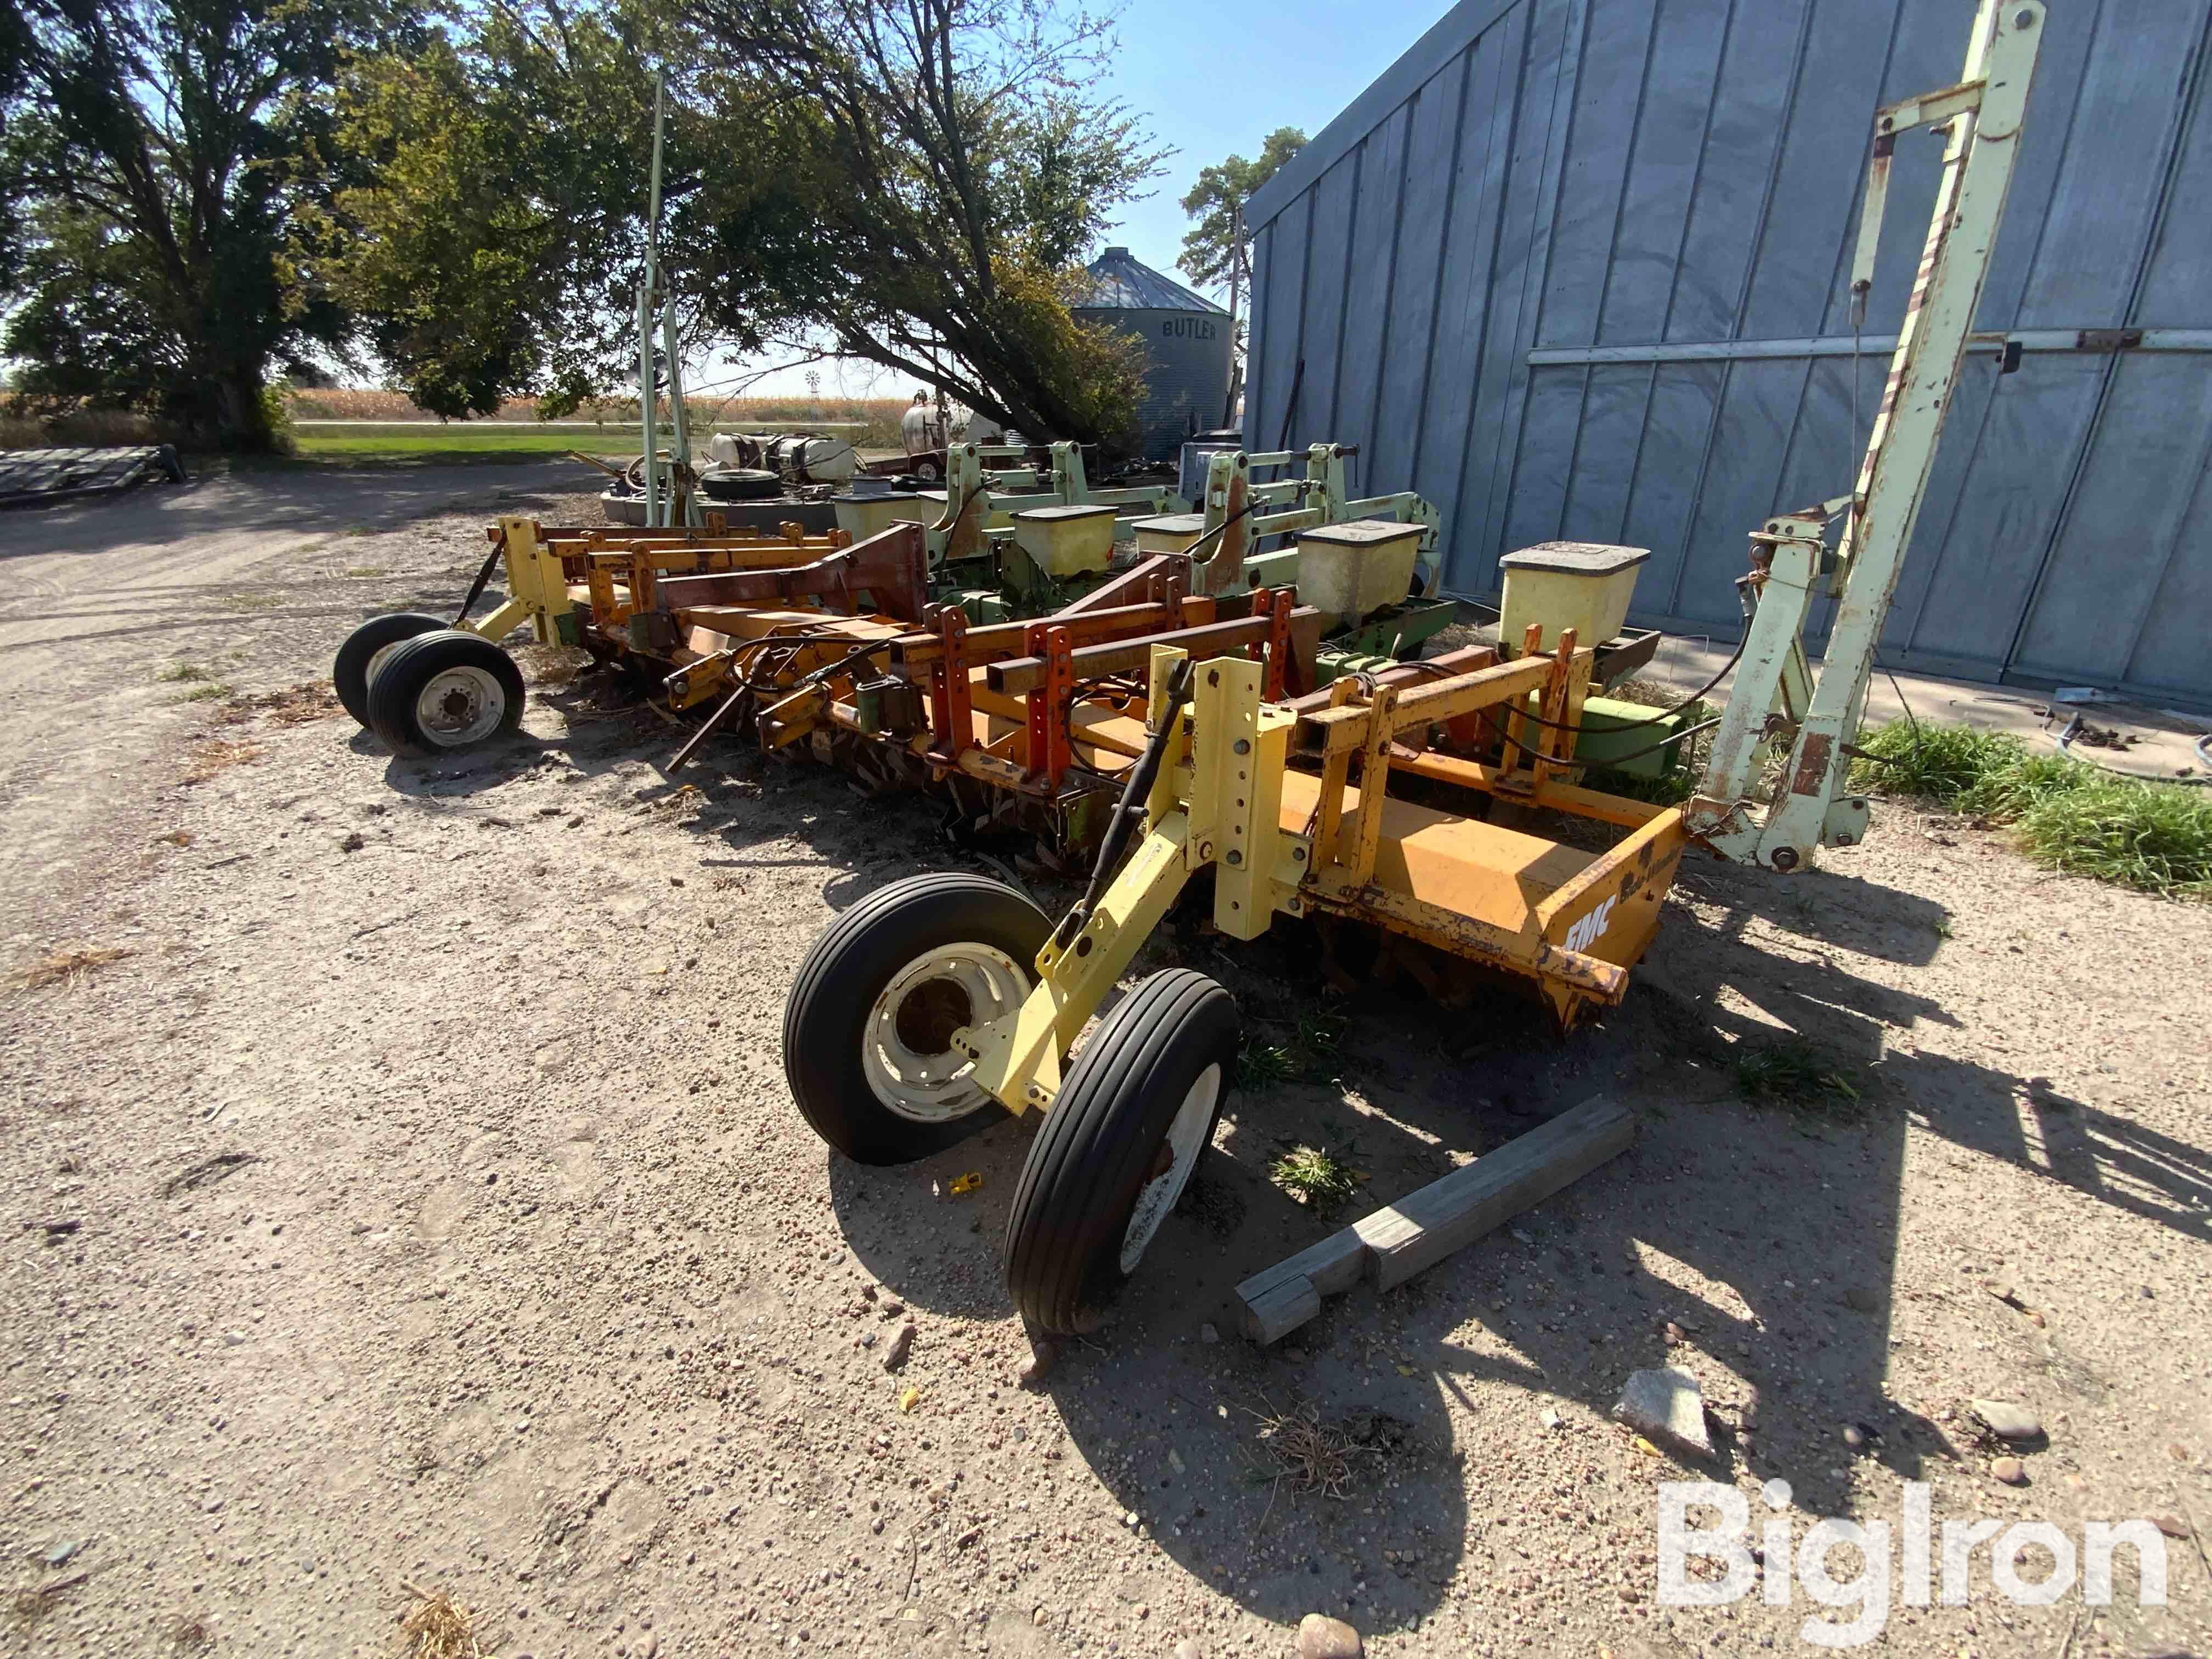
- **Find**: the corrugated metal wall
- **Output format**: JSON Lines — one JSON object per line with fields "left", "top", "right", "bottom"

{"left": 1244, "top": 0, "right": 2212, "bottom": 708}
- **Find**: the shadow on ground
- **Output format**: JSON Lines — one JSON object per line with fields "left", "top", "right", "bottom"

{"left": 348, "top": 613, "right": 2204, "bottom": 1641}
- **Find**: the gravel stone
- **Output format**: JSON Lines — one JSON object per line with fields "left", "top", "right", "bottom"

{"left": 1297, "top": 1613, "right": 1364, "bottom": 1658}
{"left": 1615, "top": 1367, "right": 1713, "bottom": 1458}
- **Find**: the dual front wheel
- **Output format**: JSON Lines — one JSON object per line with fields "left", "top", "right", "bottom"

{"left": 333, "top": 614, "right": 524, "bottom": 758}
{"left": 782, "top": 873, "right": 1240, "bottom": 1335}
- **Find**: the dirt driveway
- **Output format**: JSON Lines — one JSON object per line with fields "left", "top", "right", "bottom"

{"left": 1, "top": 462, "right": 2207, "bottom": 1658}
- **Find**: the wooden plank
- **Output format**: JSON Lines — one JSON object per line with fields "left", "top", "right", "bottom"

{"left": 1233, "top": 1228, "right": 1366, "bottom": 1341}
{"left": 1242, "top": 1277, "right": 1323, "bottom": 1346}
{"left": 1232, "top": 1094, "right": 1635, "bottom": 1340}
{"left": 1357, "top": 1096, "right": 1634, "bottom": 1288}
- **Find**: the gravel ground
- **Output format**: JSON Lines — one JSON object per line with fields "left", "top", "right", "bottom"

{"left": 1, "top": 462, "right": 2207, "bottom": 1659}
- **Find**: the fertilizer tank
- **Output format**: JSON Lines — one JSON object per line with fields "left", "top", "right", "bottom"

{"left": 1074, "top": 247, "right": 1233, "bottom": 463}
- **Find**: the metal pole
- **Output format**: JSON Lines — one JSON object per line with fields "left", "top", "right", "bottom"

{"left": 1224, "top": 200, "right": 1244, "bottom": 428}
{"left": 663, "top": 298, "right": 694, "bottom": 527}
{"left": 638, "top": 289, "right": 659, "bottom": 530}
{"left": 1691, "top": 0, "right": 2046, "bottom": 868}
{"left": 638, "top": 73, "right": 668, "bottom": 526}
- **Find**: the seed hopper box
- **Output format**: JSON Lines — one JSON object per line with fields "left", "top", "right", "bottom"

{"left": 832, "top": 490, "right": 936, "bottom": 544}
{"left": 1296, "top": 520, "right": 1425, "bottom": 628}
{"left": 1130, "top": 513, "right": 1211, "bottom": 557}
{"left": 1499, "top": 542, "right": 1650, "bottom": 658}
{"left": 1012, "top": 504, "right": 1123, "bottom": 578}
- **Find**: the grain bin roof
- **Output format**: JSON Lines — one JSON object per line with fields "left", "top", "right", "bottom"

{"left": 1078, "top": 247, "right": 1228, "bottom": 314}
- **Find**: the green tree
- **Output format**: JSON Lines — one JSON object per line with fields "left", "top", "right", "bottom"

{"left": 676, "top": 0, "right": 1164, "bottom": 444}
{"left": 1, "top": 0, "right": 396, "bottom": 448}
{"left": 323, "top": 0, "right": 1163, "bottom": 447}
{"left": 1176, "top": 126, "right": 1304, "bottom": 294}
{"left": 312, "top": 4, "right": 690, "bottom": 419}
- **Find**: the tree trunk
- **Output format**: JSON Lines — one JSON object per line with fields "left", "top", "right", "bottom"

{"left": 213, "top": 371, "right": 278, "bottom": 453}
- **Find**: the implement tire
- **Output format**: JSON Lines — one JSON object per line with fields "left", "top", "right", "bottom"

{"left": 365, "top": 629, "right": 524, "bottom": 759}
{"left": 1003, "top": 969, "right": 1238, "bottom": 1335}
{"left": 783, "top": 873, "right": 1049, "bottom": 1165}
{"left": 334, "top": 612, "right": 445, "bottom": 726}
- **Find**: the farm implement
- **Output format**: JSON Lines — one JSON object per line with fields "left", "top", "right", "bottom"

{"left": 777, "top": 0, "right": 2047, "bottom": 1339}
{"left": 331, "top": 441, "right": 1572, "bottom": 855}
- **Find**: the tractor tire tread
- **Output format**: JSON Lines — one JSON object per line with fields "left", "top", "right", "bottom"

{"left": 1003, "top": 968, "right": 1237, "bottom": 1334}
{"left": 333, "top": 612, "right": 445, "bottom": 726}
{"left": 364, "top": 629, "right": 525, "bottom": 758}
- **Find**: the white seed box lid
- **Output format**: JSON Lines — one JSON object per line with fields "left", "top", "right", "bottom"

{"left": 1298, "top": 518, "right": 1423, "bottom": 548}
{"left": 1498, "top": 541, "right": 1650, "bottom": 575}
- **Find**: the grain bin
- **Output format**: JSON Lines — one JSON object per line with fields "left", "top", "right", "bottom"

{"left": 1076, "top": 247, "right": 1233, "bottom": 463}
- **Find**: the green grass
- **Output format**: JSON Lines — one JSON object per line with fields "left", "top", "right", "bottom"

{"left": 343, "top": 565, "right": 388, "bottom": 578}
{"left": 2015, "top": 782, "right": 2212, "bottom": 899}
{"left": 156, "top": 662, "right": 211, "bottom": 684}
{"left": 1269, "top": 1144, "right": 1360, "bottom": 1211}
{"left": 1848, "top": 720, "right": 2028, "bottom": 802}
{"left": 1235, "top": 1041, "right": 1302, "bottom": 1091}
{"left": 1954, "top": 752, "right": 2102, "bottom": 822}
{"left": 1850, "top": 718, "right": 2212, "bottom": 899}
{"left": 1733, "top": 1037, "right": 1866, "bottom": 1119}
{"left": 1295, "top": 1009, "right": 1346, "bottom": 1065}
{"left": 224, "top": 593, "right": 283, "bottom": 611}
{"left": 1234, "top": 1009, "right": 1349, "bottom": 1092}
{"left": 166, "top": 681, "right": 234, "bottom": 703}
{"left": 289, "top": 424, "right": 645, "bottom": 464}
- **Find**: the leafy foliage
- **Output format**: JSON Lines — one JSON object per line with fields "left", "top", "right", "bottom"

{"left": 319, "top": 0, "right": 1164, "bottom": 444}
{"left": 1176, "top": 126, "right": 1303, "bottom": 292}
{"left": 312, "top": 6, "right": 681, "bottom": 418}
{"left": 1850, "top": 716, "right": 2212, "bottom": 898}
{"left": 676, "top": 0, "right": 1164, "bottom": 444}
{"left": 1, "top": 0, "right": 393, "bottom": 447}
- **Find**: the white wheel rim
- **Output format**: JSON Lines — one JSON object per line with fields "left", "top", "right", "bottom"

{"left": 862, "top": 943, "right": 1031, "bottom": 1122}
{"left": 1119, "top": 1062, "right": 1220, "bottom": 1273}
{"left": 364, "top": 637, "right": 414, "bottom": 693}
{"left": 414, "top": 664, "right": 505, "bottom": 746}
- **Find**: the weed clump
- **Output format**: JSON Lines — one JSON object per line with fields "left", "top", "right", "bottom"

{"left": 1733, "top": 1037, "right": 1866, "bottom": 1119}
{"left": 1850, "top": 718, "right": 2211, "bottom": 898}
{"left": 1269, "top": 1144, "right": 1360, "bottom": 1211}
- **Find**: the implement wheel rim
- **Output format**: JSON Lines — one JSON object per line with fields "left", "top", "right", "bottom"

{"left": 364, "top": 638, "right": 413, "bottom": 694}
{"left": 415, "top": 664, "right": 506, "bottom": 747}
{"left": 862, "top": 943, "right": 1030, "bottom": 1123}
{"left": 1118, "top": 1062, "right": 1219, "bottom": 1272}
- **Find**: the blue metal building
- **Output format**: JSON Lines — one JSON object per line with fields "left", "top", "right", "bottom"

{"left": 1243, "top": 0, "right": 2212, "bottom": 708}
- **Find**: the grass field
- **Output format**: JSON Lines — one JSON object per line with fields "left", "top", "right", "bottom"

{"left": 287, "top": 424, "right": 646, "bottom": 464}
{"left": 2, "top": 390, "right": 907, "bottom": 459}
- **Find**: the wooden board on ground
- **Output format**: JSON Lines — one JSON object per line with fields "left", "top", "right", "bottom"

{"left": 1234, "top": 1093, "right": 1637, "bottom": 1344}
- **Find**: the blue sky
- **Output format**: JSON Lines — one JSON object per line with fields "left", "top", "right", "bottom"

{"left": 731, "top": 0, "right": 1446, "bottom": 398}
{"left": 1092, "top": 0, "right": 1442, "bottom": 291}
